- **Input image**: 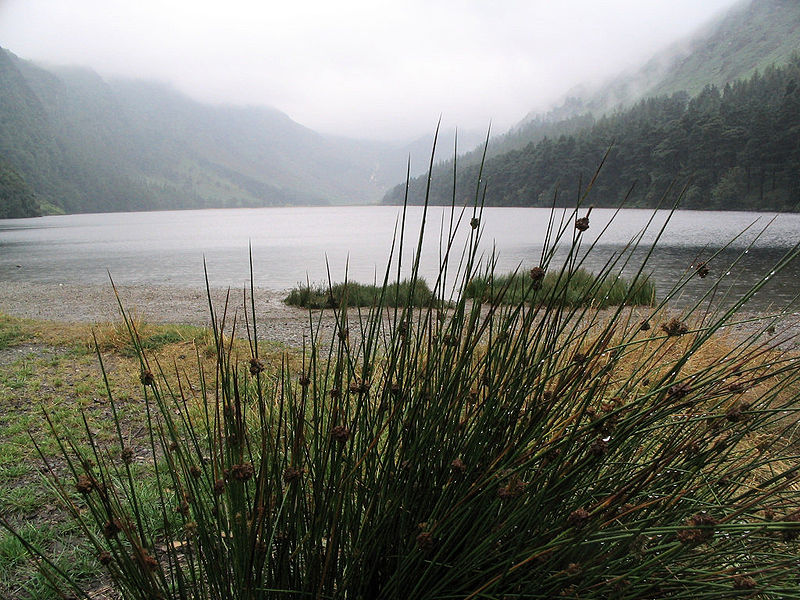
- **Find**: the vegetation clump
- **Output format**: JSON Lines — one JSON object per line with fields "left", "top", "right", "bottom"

{"left": 284, "top": 278, "right": 436, "bottom": 308}
{"left": 465, "top": 267, "right": 655, "bottom": 308}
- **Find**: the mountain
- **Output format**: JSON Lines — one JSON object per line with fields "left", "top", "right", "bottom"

{"left": 1, "top": 48, "right": 458, "bottom": 218}
{"left": 384, "top": 0, "right": 800, "bottom": 211}
{"left": 555, "top": 0, "right": 800, "bottom": 119}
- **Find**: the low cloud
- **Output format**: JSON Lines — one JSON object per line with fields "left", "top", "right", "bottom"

{"left": 0, "top": 0, "right": 740, "bottom": 140}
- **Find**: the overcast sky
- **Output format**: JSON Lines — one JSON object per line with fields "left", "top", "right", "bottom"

{"left": 0, "top": 0, "right": 741, "bottom": 141}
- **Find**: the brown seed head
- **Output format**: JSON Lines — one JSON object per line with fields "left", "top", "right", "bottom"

{"left": 695, "top": 262, "right": 710, "bottom": 279}
{"left": 567, "top": 508, "right": 590, "bottom": 528}
{"left": 725, "top": 401, "right": 750, "bottom": 423}
{"left": 331, "top": 425, "right": 351, "bottom": 444}
{"left": 691, "top": 513, "right": 718, "bottom": 528}
{"left": 249, "top": 358, "right": 265, "bottom": 376}
{"left": 575, "top": 216, "right": 590, "bottom": 232}
{"left": 76, "top": 474, "right": 95, "bottom": 495}
{"left": 727, "top": 381, "right": 747, "bottom": 393}
{"left": 450, "top": 457, "right": 466, "bottom": 474}
{"left": 283, "top": 466, "right": 302, "bottom": 484}
{"left": 213, "top": 478, "right": 226, "bottom": 495}
{"left": 678, "top": 513, "right": 718, "bottom": 545}
{"left": 559, "top": 585, "right": 578, "bottom": 597}
{"left": 230, "top": 463, "right": 255, "bottom": 481}
{"left": 98, "top": 551, "right": 112, "bottom": 566}
{"left": 329, "top": 387, "right": 341, "bottom": 399}
{"left": 416, "top": 531, "right": 434, "bottom": 550}
{"left": 529, "top": 266, "right": 545, "bottom": 285}
{"left": 498, "top": 476, "right": 527, "bottom": 499}
{"left": 298, "top": 373, "right": 311, "bottom": 387}
{"left": 140, "top": 370, "right": 155, "bottom": 386}
{"left": 732, "top": 575, "right": 757, "bottom": 590}
{"left": 639, "top": 320, "right": 651, "bottom": 332}
{"left": 780, "top": 510, "right": 800, "bottom": 541}
{"left": 348, "top": 379, "right": 370, "bottom": 394}
{"left": 189, "top": 465, "right": 202, "bottom": 478}
{"left": 669, "top": 382, "right": 692, "bottom": 401}
{"left": 397, "top": 320, "right": 408, "bottom": 338}
{"left": 120, "top": 448, "right": 134, "bottom": 465}
{"left": 566, "top": 562, "right": 582, "bottom": 576}
{"left": 661, "top": 318, "right": 689, "bottom": 337}
{"left": 140, "top": 550, "right": 158, "bottom": 571}
{"left": 684, "top": 440, "right": 701, "bottom": 455}
{"left": 470, "top": 217, "right": 480, "bottom": 230}
{"left": 103, "top": 519, "right": 122, "bottom": 539}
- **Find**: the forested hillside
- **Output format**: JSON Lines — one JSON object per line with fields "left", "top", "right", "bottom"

{"left": 384, "top": 57, "right": 800, "bottom": 210}
{"left": 0, "top": 159, "right": 38, "bottom": 218}
{"left": 399, "top": 0, "right": 800, "bottom": 207}
{"left": 0, "top": 48, "right": 427, "bottom": 217}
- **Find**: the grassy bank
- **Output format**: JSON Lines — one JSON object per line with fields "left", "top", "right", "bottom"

{"left": 0, "top": 315, "right": 291, "bottom": 599}
{"left": 464, "top": 267, "right": 656, "bottom": 307}
{"left": 284, "top": 278, "right": 437, "bottom": 309}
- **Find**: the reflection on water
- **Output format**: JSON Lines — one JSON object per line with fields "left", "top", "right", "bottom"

{"left": 1, "top": 206, "right": 799, "bottom": 311}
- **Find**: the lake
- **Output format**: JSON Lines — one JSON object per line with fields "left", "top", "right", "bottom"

{"left": 1, "top": 206, "right": 799, "bottom": 312}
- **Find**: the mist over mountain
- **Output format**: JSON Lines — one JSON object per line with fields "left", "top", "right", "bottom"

{"left": 548, "top": 0, "right": 800, "bottom": 120}
{"left": 384, "top": 0, "right": 800, "bottom": 210}
{"left": 0, "top": 48, "right": 486, "bottom": 218}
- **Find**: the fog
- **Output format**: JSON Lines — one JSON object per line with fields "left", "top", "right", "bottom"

{"left": 0, "top": 0, "right": 741, "bottom": 141}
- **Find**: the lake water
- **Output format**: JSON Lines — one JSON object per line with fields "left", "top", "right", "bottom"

{"left": 1, "top": 206, "right": 799, "bottom": 312}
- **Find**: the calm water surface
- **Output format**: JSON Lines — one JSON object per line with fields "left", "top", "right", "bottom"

{"left": 1, "top": 206, "right": 799, "bottom": 311}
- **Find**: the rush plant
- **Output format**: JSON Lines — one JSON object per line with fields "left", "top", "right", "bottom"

{"left": 3, "top": 150, "right": 800, "bottom": 599}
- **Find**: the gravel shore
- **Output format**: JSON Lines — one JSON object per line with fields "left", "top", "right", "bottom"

{"left": 2, "top": 281, "right": 799, "bottom": 350}
{"left": 0, "top": 281, "right": 317, "bottom": 347}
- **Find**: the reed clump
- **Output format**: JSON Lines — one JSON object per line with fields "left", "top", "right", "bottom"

{"left": 465, "top": 267, "right": 656, "bottom": 308}
{"left": 3, "top": 162, "right": 800, "bottom": 599}
{"left": 284, "top": 278, "right": 436, "bottom": 309}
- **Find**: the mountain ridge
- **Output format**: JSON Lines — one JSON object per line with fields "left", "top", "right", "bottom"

{"left": 2, "top": 49, "right": 475, "bottom": 217}
{"left": 383, "top": 0, "right": 800, "bottom": 211}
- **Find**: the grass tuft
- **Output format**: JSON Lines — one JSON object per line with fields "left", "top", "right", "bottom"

{"left": 284, "top": 278, "right": 437, "bottom": 308}
{"left": 465, "top": 268, "right": 656, "bottom": 308}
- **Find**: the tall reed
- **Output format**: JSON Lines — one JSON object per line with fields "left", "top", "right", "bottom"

{"left": 3, "top": 149, "right": 800, "bottom": 599}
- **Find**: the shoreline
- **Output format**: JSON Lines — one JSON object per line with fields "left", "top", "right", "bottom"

{"left": 0, "top": 281, "right": 317, "bottom": 348}
{"left": 2, "top": 281, "right": 799, "bottom": 350}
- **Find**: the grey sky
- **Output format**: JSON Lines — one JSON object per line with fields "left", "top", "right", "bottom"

{"left": 0, "top": 0, "right": 741, "bottom": 140}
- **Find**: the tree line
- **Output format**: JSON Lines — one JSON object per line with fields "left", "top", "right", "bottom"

{"left": 384, "top": 56, "right": 800, "bottom": 211}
